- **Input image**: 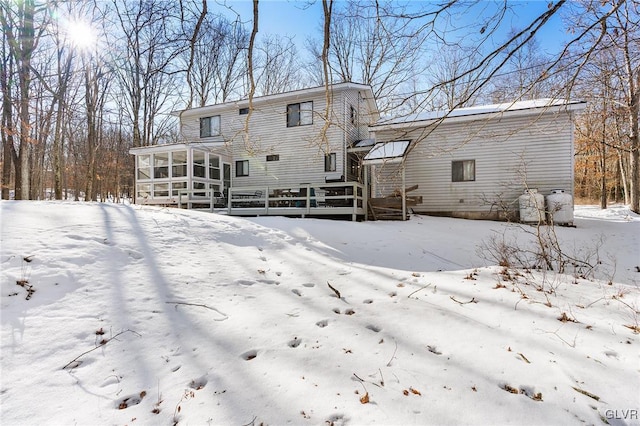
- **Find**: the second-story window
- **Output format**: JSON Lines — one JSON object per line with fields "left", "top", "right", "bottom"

{"left": 287, "top": 101, "right": 313, "bottom": 127}
{"left": 200, "top": 115, "right": 221, "bottom": 138}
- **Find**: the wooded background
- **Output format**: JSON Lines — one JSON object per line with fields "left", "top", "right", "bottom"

{"left": 1, "top": 0, "right": 638, "bottom": 212}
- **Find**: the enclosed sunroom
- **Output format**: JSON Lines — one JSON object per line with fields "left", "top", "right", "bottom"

{"left": 130, "top": 142, "right": 231, "bottom": 206}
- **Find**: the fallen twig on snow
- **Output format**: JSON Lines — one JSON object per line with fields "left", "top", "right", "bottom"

{"left": 407, "top": 283, "right": 432, "bottom": 298}
{"left": 571, "top": 386, "right": 600, "bottom": 401}
{"left": 450, "top": 296, "right": 478, "bottom": 305}
{"left": 327, "top": 282, "right": 341, "bottom": 299}
{"left": 166, "top": 301, "right": 228, "bottom": 321}
{"left": 63, "top": 329, "right": 141, "bottom": 370}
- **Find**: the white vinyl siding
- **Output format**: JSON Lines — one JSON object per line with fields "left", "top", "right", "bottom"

{"left": 175, "top": 85, "right": 376, "bottom": 189}
{"left": 372, "top": 112, "right": 575, "bottom": 215}
{"left": 230, "top": 92, "right": 348, "bottom": 188}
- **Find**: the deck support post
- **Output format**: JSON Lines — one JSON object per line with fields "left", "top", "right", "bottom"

{"left": 401, "top": 164, "right": 407, "bottom": 221}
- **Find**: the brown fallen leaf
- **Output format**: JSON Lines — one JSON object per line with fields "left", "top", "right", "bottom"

{"left": 359, "top": 392, "right": 369, "bottom": 404}
{"left": 410, "top": 387, "right": 422, "bottom": 395}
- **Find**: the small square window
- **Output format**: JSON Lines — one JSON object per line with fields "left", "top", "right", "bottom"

{"left": 452, "top": 160, "right": 475, "bottom": 182}
{"left": 239, "top": 108, "right": 249, "bottom": 115}
{"left": 200, "top": 115, "right": 221, "bottom": 138}
{"left": 266, "top": 154, "right": 280, "bottom": 162}
{"left": 236, "top": 160, "right": 249, "bottom": 177}
{"left": 325, "top": 153, "right": 337, "bottom": 172}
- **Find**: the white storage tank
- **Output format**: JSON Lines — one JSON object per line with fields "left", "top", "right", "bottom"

{"left": 519, "top": 188, "right": 545, "bottom": 223}
{"left": 546, "top": 189, "right": 574, "bottom": 225}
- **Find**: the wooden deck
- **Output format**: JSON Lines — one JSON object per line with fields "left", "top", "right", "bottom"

{"left": 177, "top": 182, "right": 368, "bottom": 221}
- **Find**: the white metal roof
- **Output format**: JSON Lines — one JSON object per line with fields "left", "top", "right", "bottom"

{"left": 173, "top": 82, "right": 379, "bottom": 121}
{"left": 371, "top": 98, "right": 586, "bottom": 130}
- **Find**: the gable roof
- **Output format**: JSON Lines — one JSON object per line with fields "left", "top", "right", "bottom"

{"left": 371, "top": 98, "right": 586, "bottom": 131}
{"left": 174, "top": 82, "right": 379, "bottom": 120}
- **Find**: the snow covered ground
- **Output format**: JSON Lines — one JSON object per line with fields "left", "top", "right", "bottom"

{"left": 1, "top": 201, "right": 639, "bottom": 425}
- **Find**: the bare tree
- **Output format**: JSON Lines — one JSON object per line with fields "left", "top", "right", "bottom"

{"left": 183, "top": 13, "right": 248, "bottom": 106}
{"left": 110, "top": 0, "right": 184, "bottom": 147}
{"left": 0, "top": 0, "right": 48, "bottom": 199}
{"left": 254, "top": 34, "right": 302, "bottom": 96}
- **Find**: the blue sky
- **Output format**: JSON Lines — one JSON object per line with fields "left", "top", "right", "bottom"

{"left": 217, "top": 0, "right": 570, "bottom": 55}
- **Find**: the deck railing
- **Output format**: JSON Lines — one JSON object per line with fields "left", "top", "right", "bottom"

{"left": 177, "top": 189, "right": 223, "bottom": 212}
{"left": 177, "top": 182, "right": 367, "bottom": 220}
{"left": 228, "top": 182, "right": 367, "bottom": 221}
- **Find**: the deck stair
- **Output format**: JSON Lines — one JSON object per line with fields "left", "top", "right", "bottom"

{"left": 368, "top": 185, "right": 422, "bottom": 220}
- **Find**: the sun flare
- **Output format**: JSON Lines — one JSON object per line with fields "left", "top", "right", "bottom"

{"left": 65, "top": 19, "right": 96, "bottom": 50}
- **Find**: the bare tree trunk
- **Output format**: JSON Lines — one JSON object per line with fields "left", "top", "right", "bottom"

{"left": 0, "top": 36, "right": 14, "bottom": 199}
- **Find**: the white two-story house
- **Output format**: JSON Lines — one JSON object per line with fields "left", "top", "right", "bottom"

{"left": 130, "top": 82, "right": 378, "bottom": 215}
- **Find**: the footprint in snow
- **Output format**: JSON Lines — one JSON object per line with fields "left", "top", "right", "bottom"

{"left": 235, "top": 279, "right": 255, "bottom": 286}
{"left": 188, "top": 376, "right": 208, "bottom": 390}
{"left": 241, "top": 349, "right": 258, "bottom": 361}
{"left": 427, "top": 345, "right": 442, "bottom": 355}
{"left": 292, "top": 289, "right": 302, "bottom": 297}
{"left": 366, "top": 324, "right": 381, "bottom": 333}
{"left": 288, "top": 337, "right": 301, "bottom": 348}
{"left": 302, "top": 283, "right": 316, "bottom": 288}
{"left": 363, "top": 299, "right": 373, "bottom": 304}
{"left": 116, "top": 391, "right": 146, "bottom": 410}
{"left": 316, "top": 319, "right": 329, "bottom": 328}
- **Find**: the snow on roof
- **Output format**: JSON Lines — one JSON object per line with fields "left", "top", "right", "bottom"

{"left": 374, "top": 98, "right": 586, "bottom": 127}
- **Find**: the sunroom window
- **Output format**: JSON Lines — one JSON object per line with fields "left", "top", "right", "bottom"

{"left": 153, "top": 153, "right": 169, "bottom": 178}
{"left": 137, "top": 183, "right": 151, "bottom": 198}
{"left": 153, "top": 183, "right": 169, "bottom": 197}
{"left": 172, "top": 151, "right": 187, "bottom": 177}
{"left": 193, "top": 151, "right": 206, "bottom": 178}
{"left": 171, "top": 181, "right": 187, "bottom": 196}
{"left": 209, "top": 156, "right": 221, "bottom": 180}
{"left": 137, "top": 155, "right": 151, "bottom": 180}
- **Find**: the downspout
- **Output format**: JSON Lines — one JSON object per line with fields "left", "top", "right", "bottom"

{"left": 402, "top": 161, "right": 407, "bottom": 220}
{"left": 343, "top": 92, "right": 347, "bottom": 181}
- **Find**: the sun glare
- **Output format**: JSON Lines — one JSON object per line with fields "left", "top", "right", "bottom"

{"left": 65, "top": 20, "right": 96, "bottom": 50}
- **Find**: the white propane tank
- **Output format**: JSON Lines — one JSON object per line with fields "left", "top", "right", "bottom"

{"left": 546, "top": 189, "right": 574, "bottom": 225}
{"left": 519, "top": 188, "right": 545, "bottom": 223}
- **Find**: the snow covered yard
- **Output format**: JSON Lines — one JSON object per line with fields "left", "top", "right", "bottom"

{"left": 1, "top": 201, "right": 639, "bottom": 425}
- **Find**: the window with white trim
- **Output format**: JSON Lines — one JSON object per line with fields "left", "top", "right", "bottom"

{"left": 200, "top": 115, "right": 221, "bottom": 138}
{"left": 287, "top": 101, "right": 313, "bottom": 127}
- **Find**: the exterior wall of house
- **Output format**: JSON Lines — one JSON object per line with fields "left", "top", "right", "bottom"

{"left": 177, "top": 86, "right": 376, "bottom": 190}
{"left": 370, "top": 110, "right": 577, "bottom": 219}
